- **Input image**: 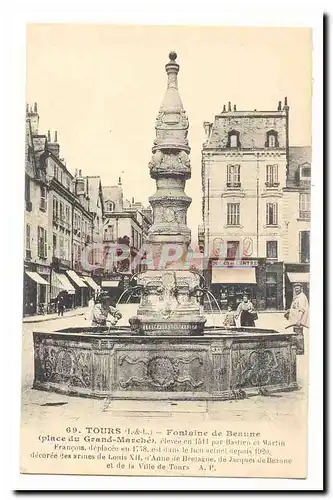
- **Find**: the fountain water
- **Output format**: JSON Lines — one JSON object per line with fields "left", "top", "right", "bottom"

{"left": 33, "top": 52, "right": 301, "bottom": 401}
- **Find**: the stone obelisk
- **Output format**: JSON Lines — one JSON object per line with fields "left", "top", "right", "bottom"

{"left": 131, "top": 52, "right": 206, "bottom": 336}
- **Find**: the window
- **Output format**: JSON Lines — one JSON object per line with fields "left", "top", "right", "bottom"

{"left": 104, "top": 225, "right": 114, "bottom": 241}
{"left": 227, "top": 203, "right": 240, "bottom": 225}
{"left": 227, "top": 164, "right": 241, "bottom": 187}
{"left": 40, "top": 185, "right": 47, "bottom": 210}
{"left": 59, "top": 236, "right": 64, "bottom": 259}
{"left": 266, "top": 241, "right": 278, "bottom": 259}
{"left": 25, "top": 175, "right": 31, "bottom": 202}
{"left": 299, "top": 231, "right": 310, "bottom": 263}
{"left": 301, "top": 167, "right": 311, "bottom": 178}
{"left": 227, "top": 130, "right": 240, "bottom": 148}
{"left": 26, "top": 224, "right": 31, "bottom": 250}
{"left": 299, "top": 193, "right": 311, "bottom": 219}
{"left": 60, "top": 202, "right": 64, "bottom": 221}
{"left": 65, "top": 206, "right": 70, "bottom": 225}
{"left": 53, "top": 234, "right": 57, "bottom": 257}
{"left": 54, "top": 165, "right": 58, "bottom": 179}
{"left": 266, "top": 164, "right": 279, "bottom": 186}
{"left": 266, "top": 202, "right": 278, "bottom": 226}
{"left": 266, "top": 130, "right": 279, "bottom": 148}
{"left": 226, "top": 241, "right": 240, "bottom": 259}
{"left": 60, "top": 170, "right": 63, "bottom": 184}
{"left": 37, "top": 226, "right": 47, "bottom": 259}
{"left": 106, "top": 201, "right": 115, "bottom": 212}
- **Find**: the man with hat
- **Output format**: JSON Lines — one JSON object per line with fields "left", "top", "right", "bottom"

{"left": 288, "top": 283, "right": 309, "bottom": 328}
{"left": 91, "top": 291, "right": 122, "bottom": 328}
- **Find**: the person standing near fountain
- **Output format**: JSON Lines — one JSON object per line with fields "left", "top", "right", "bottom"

{"left": 235, "top": 295, "right": 257, "bottom": 327}
{"left": 91, "top": 292, "right": 122, "bottom": 328}
{"left": 288, "top": 283, "right": 309, "bottom": 328}
{"left": 223, "top": 304, "right": 236, "bottom": 327}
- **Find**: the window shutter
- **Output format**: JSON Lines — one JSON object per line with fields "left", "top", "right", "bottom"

{"left": 44, "top": 229, "right": 47, "bottom": 258}
{"left": 266, "top": 204, "right": 269, "bottom": 225}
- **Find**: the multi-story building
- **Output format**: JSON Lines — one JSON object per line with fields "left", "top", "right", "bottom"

{"left": 102, "top": 180, "right": 152, "bottom": 296}
{"left": 23, "top": 104, "right": 51, "bottom": 315}
{"left": 199, "top": 98, "right": 310, "bottom": 311}
{"left": 282, "top": 147, "right": 311, "bottom": 308}
{"left": 23, "top": 105, "right": 101, "bottom": 314}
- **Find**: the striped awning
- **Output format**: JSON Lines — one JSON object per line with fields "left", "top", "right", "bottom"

{"left": 211, "top": 268, "right": 257, "bottom": 284}
{"left": 25, "top": 271, "right": 48, "bottom": 285}
{"left": 53, "top": 272, "right": 75, "bottom": 294}
{"left": 287, "top": 272, "right": 310, "bottom": 283}
{"left": 84, "top": 277, "right": 100, "bottom": 291}
{"left": 66, "top": 270, "right": 88, "bottom": 288}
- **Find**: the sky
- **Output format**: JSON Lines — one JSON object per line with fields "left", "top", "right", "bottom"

{"left": 26, "top": 24, "right": 312, "bottom": 241}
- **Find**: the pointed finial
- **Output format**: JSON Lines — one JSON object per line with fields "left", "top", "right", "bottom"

{"left": 54, "top": 130, "right": 58, "bottom": 142}
{"left": 47, "top": 130, "right": 51, "bottom": 141}
{"left": 118, "top": 176, "right": 122, "bottom": 185}
{"left": 223, "top": 104, "right": 226, "bottom": 112}
{"left": 26, "top": 103, "right": 29, "bottom": 113}
{"left": 34, "top": 102, "right": 38, "bottom": 113}
{"left": 169, "top": 51, "right": 177, "bottom": 61}
{"left": 278, "top": 101, "right": 282, "bottom": 111}
{"left": 228, "top": 102, "right": 231, "bottom": 112}
{"left": 233, "top": 104, "right": 236, "bottom": 111}
{"left": 284, "top": 96, "right": 288, "bottom": 106}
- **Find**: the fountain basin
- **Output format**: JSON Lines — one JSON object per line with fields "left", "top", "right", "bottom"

{"left": 33, "top": 327, "right": 298, "bottom": 400}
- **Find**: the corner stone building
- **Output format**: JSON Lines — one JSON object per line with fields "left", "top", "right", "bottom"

{"left": 199, "top": 99, "right": 311, "bottom": 311}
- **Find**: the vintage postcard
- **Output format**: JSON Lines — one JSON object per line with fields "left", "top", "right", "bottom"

{"left": 20, "top": 23, "right": 314, "bottom": 480}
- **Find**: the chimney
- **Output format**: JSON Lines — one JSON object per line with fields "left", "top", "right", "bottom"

{"left": 203, "top": 121, "right": 212, "bottom": 138}
{"left": 278, "top": 101, "right": 282, "bottom": 111}
{"left": 27, "top": 102, "right": 39, "bottom": 135}
{"left": 228, "top": 101, "right": 231, "bottom": 112}
{"left": 223, "top": 104, "right": 226, "bottom": 112}
{"left": 47, "top": 130, "right": 60, "bottom": 158}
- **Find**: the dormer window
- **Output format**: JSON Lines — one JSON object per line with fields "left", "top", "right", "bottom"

{"left": 105, "top": 201, "right": 115, "bottom": 212}
{"left": 265, "top": 130, "right": 279, "bottom": 148}
{"left": 227, "top": 130, "right": 240, "bottom": 149}
{"left": 299, "top": 163, "right": 311, "bottom": 179}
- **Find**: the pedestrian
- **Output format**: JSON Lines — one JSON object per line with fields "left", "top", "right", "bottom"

{"left": 91, "top": 292, "right": 122, "bottom": 329}
{"left": 223, "top": 304, "right": 236, "bottom": 327}
{"left": 288, "top": 283, "right": 309, "bottom": 328}
{"left": 57, "top": 295, "right": 65, "bottom": 317}
{"left": 235, "top": 295, "right": 257, "bottom": 327}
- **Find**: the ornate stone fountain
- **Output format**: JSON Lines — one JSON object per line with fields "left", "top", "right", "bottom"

{"left": 32, "top": 53, "right": 301, "bottom": 401}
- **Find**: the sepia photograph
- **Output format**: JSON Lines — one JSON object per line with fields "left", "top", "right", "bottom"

{"left": 17, "top": 20, "right": 320, "bottom": 483}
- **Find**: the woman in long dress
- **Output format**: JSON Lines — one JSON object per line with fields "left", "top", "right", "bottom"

{"left": 235, "top": 295, "right": 256, "bottom": 327}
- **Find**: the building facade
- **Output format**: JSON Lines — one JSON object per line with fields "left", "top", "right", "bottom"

{"left": 23, "top": 106, "right": 99, "bottom": 315}
{"left": 199, "top": 99, "right": 310, "bottom": 311}
{"left": 102, "top": 181, "right": 152, "bottom": 298}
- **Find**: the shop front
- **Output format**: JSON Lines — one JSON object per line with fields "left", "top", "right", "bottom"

{"left": 210, "top": 265, "right": 257, "bottom": 311}
{"left": 66, "top": 270, "right": 89, "bottom": 307}
{"left": 23, "top": 268, "right": 49, "bottom": 316}
{"left": 51, "top": 271, "right": 76, "bottom": 310}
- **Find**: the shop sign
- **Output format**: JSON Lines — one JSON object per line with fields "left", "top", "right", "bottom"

{"left": 36, "top": 265, "right": 51, "bottom": 275}
{"left": 214, "top": 260, "right": 258, "bottom": 268}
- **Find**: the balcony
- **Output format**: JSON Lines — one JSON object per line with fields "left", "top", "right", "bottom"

{"left": 299, "top": 210, "right": 311, "bottom": 220}
{"left": 226, "top": 182, "right": 241, "bottom": 189}
{"left": 265, "top": 181, "right": 280, "bottom": 188}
